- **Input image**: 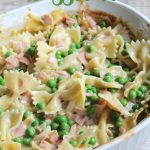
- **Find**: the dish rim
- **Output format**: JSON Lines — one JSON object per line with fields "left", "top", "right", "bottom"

{"left": 0, "top": 0, "right": 149, "bottom": 149}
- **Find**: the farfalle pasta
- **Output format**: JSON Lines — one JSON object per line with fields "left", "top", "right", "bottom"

{"left": 0, "top": 6, "right": 149, "bottom": 150}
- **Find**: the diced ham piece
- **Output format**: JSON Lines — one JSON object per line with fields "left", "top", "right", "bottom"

{"left": 18, "top": 55, "right": 30, "bottom": 65}
{"left": 12, "top": 123, "right": 27, "bottom": 137}
{"left": 77, "top": 51, "right": 88, "bottom": 65}
{"left": 39, "top": 131, "right": 59, "bottom": 150}
{"left": 86, "top": 16, "right": 97, "bottom": 29}
{"left": 119, "top": 127, "right": 126, "bottom": 134}
{"left": 70, "top": 107, "right": 89, "bottom": 126}
{"left": 125, "top": 101, "right": 135, "bottom": 111}
{"left": 49, "top": 53, "right": 57, "bottom": 68}
{"left": 6, "top": 56, "right": 19, "bottom": 69}
{"left": 49, "top": 132, "right": 59, "bottom": 143}
{"left": 106, "top": 129, "right": 113, "bottom": 137}
{"left": 38, "top": 72, "right": 49, "bottom": 81}
{"left": 39, "top": 140, "right": 53, "bottom": 150}
{"left": 43, "top": 14, "right": 54, "bottom": 25}
{"left": 45, "top": 114, "right": 57, "bottom": 120}
{"left": 64, "top": 16, "right": 75, "bottom": 26}
{"left": 20, "top": 91, "right": 32, "bottom": 106}
{"left": 13, "top": 41, "right": 30, "bottom": 52}
{"left": 36, "top": 124, "right": 46, "bottom": 133}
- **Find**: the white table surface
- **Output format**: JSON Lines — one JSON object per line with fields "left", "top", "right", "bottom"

{"left": 0, "top": 0, "right": 149, "bottom": 149}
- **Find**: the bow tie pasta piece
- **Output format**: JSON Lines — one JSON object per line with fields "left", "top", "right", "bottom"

{"left": 85, "top": 37, "right": 105, "bottom": 60}
{"left": 34, "top": 41, "right": 56, "bottom": 73}
{"left": 45, "top": 75, "right": 86, "bottom": 114}
{"left": 97, "top": 109, "right": 109, "bottom": 145}
{"left": 58, "top": 125, "right": 98, "bottom": 149}
{"left": 0, "top": 108, "right": 24, "bottom": 141}
{"left": 32, "top": 91, "right": 52, "bottom": 110}
{"left": 49, "top": 25, "right": 71, "bottom": 49}
{"left": 113, "top": 24, "right": 131, "bottom": 42}
{"left": 96, "top": 27, "right": 118, "bottom": 58}
{"left": 86, "top": 56, "right": 106, "bottom": 71}
{"left": 25, "top": 13, "right": 47, "bottom": 33}
{"left": 67, "top": 26, "right": 81, "bottom": 43}
{"left": 85, "top": 75, "right": 122, "bottom": 89}
{"left": 124, "top": 71, "right": 145, "bottom": 97}
{"left": 32, "top": 127, "right": 58, "bottom": 150}
{"left": 0, "top": 94, "right": 19, "bottom": 111}
{"left": 11, "top": 32, "right": 34, "bottom": 53}
{"left": 4, "top": 70, "right": 45, "bottom": 95}
{"left": 0, "top": 141, "right": 21, "bottom": 150}
{"left": 58, "top": 52, "right": 83, "bottom": 71}
{"left": 98, "top": 91, "right": 130, "bottom": 116}
{"left": 126, "top": 40, "right": 150, "bottom": 70}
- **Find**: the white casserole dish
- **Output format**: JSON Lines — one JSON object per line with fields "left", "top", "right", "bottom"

{"left": 0, "top": 0, "right": 149, "bottom": 149}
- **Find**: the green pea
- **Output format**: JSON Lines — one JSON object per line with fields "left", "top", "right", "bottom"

{"left": 57, "top": 76, "right": 63, "bottom": 82}
{"left": 27, "top": 47, "right": 36, "bottom": 56}
{"left": 110, "top": 110, "right": 120, "bottom": 121}
{"left": 88, "top": 137, "right": 96, "bottom": 145}
{"left": 61, "top": 51, "right": 68, "bottom": 57}
{"left": 23, "top": 137, "right": 31, "bottom": 145}
{"left": 23, "top": 111, "right": 31, "bottom": 119}
{"left": 91, "top": 87, "right": 97, "bottom": 93}
{"left": 36, "top": 102, "right": 45, "bottom": 110}
{"left": 31, "top": 118, "right": 39, "bottom": 127}
{"left": 98, "top": 20, "right": 107, "bottom": 28}
{"left": 90, "top": 95, "right": 99, "bottom": 103}
{"left": 93, "top": 68, "right": 100, "bottom": 77}
{"left": 14, "top": 137, "right": 23, "bottom": 143}
{"left": 128, "top": 89, "right": 137, "bottom": 100}
{"left": 58, "top": 60, "right": 64, "bottom": 65}
{"left": 55, "top": 115, "right": 67, "bottom": 123}
{"left": 60, "top": 122, "right": 70, "bottom": 131}
{"left": 81, "top": 138, "right": 87, "bottom": 145}
{"left": 68, "top": 119, "right": 75, "bottom": 126}
{"left": 69, "top": 139, "right": 78, "bottom": 147}
{"left": 71, "top": 23, "right": 78, "bottom": 28}
{"left": 85, "top": 70, "right": 91, "bottom": 76}
{"left": 75, "top": 43, "right": 81, "bottom": 49}
{"left": 86, "top": 106, "right": 96, "bottom": 118}
{"left": 68, "top": 48, "right": 76, "bottom": 54}
{"left": 132, "top": 104, "right": 141, "bottom": 112}
{"left": 55, "top": 51, "right": 62, "bottom": 59}
{"left": 138, "top": 85, "right": 148, "bottom": 93}
{"left": 123, "top": 66, "right": 129, "bottom": 72}
{"left": 108, "top": 88, "right": 118, "bottom": 93}
{"left": 51, "top": 87, "right": 57, "bottom": 93}
{"left": 0, "top": 108, "right": 3, "bottom": 117}
{"left": 51, "top": 121, "right": 59, "bottom": 130}
{"left": 58, "top": 130, "right": 69, "bottom": 137}
{"left": 47, "top": 79, "right": 57, "bottom": 88}
{"left": 26, "top": 126, "right": 36, "bottom": 137}
{"left": 5, "top": 51, "right": 13, "bottom": 58}
{"left": 105, "top": 73, "right": 113, "bottom": 78}
{"left": 115, "top": 117, "right": 123, "bottom": 128}
{"left": 103, "top": 74, "right": 113, "bottom": 82}
{"left": 36, "top": 112, "right": 45, "bottom": 121}
{"left": 31, "top": 41, "right": 36, "bottom": 47}
{"left": 70, "top": 43, "right": 76, "bottom": 49}
{"left": 136, "top": 90, "right": 145, "bottom": 100}
{"left": 80, "top": 35, "right": 84, "bottom": 42}
{"left": 119, "top": 98, "right": 128, "bottom": 107}
{"left": 87, "top": 45, "right": 96, "bottom": 53}
{"left": 111, "top": 128, "right": 119, "bottom": 137}
{"left": 116, "top": 76, "right": 127, "bottom": 85}
{"left": 86, "top": 85, "right": 92, "bottom": 90}
{"left": 67, "top": 67, "right": 76, "bottom": 75}
{"left": 0, "top": 76, "right": 5, "bottom": 86}
{"left": 128, "top": 75, "right": 135, "bottom": 82}
{"left": 121, "top": 50, "right": 128, "bottom": 56}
